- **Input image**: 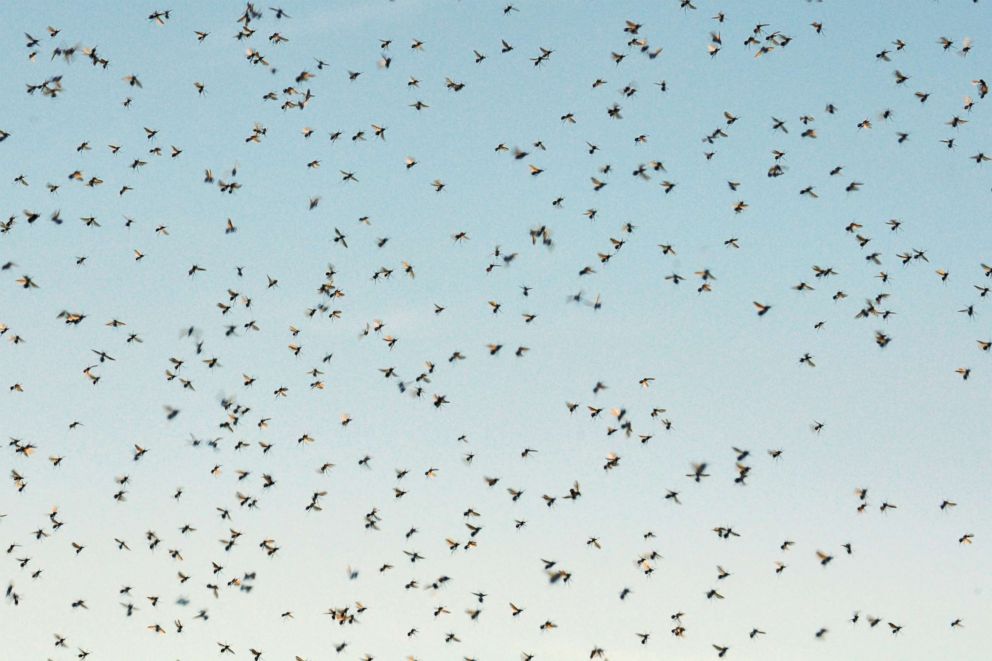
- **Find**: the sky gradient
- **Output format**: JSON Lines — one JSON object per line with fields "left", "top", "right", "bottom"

{"left": 1, "top": 1, "right": 990, "bottom": 660}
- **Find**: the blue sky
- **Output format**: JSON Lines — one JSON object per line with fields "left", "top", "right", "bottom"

{"left": 1, "top": 1, "right": 990, "bottom": 659}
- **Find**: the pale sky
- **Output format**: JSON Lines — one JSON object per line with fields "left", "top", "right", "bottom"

{"left": 1, "top": 1, "right": 990, "bottom": 660}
